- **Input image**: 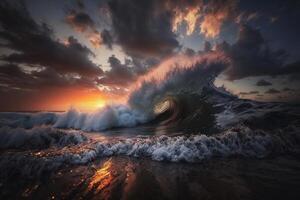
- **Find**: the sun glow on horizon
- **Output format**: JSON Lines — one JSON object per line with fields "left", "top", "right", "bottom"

{"left": 26, "top": 87, "right": 110, "bottom": 112}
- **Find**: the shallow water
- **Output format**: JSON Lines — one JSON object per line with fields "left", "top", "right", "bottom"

{"left": 1, "top": 156, "right": 300, "bottom": 200}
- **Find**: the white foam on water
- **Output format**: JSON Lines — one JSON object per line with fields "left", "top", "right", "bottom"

{"left": 0, "top": 125, "right": 298, "bottom": 179}
{"left": 53, "top": 105, "right": 148, "bottom": 131}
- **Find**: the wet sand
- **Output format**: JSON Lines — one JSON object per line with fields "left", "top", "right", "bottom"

{"left": 1, "top": 156, "right": 300, "bottom": 200}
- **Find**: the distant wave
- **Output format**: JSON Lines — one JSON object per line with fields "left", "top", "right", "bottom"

{"left": 0, "top": 112, "right": 57, "bottom": 129}
{"left": 0, "top": 126, "right": 87, "bottom": 150}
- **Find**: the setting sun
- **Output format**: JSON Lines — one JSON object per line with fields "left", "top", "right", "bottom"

{"left": 28, "top": 87, "right": 109, "bottom": 112}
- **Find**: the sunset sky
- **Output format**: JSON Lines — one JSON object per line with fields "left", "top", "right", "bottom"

{"left": 0, "top": 0, "right": 300, "bottom": 111}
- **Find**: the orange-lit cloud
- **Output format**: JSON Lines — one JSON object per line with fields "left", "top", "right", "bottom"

{"left": 200, "top": 12, "right": 227, "bottom": 38}
{"left": 172, "top": 7, "right": 200, "bottom": 35}
{"left": 200, "top": 0, "right": 236, "bottom": 38}
{"left": 65, "top": 10, "right": 103, "bottom": 48}
{"left": 88, "top": 31, "right": 103, "bottom": 48}
{"left": 172, "top": 0, "right": 237, "bottom": 38}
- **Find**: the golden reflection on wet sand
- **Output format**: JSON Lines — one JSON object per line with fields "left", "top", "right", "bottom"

{"left": 88, "top": 158, "right": 113, "bottom": 192}
{"left": 84, "top": 157, "right": 138, "bottom": 200}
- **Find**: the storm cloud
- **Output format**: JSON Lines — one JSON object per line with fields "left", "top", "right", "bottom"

{"left": 256, "top": 79, "right": 272, "bottom": 86}
{"left": 65, "top": 9, "right": 109, "bottom": 48}
{"left": 0, "top": 63, "right": 96, "bottom": 91}
{"left": 65, "top": 10, "right": 95, "bottom": 33}
{"left": 104, "top": 0, "right": 238, "bottom": 58}
{"left": 0, "top": 1, "right": 102, "bottom": 77}
{"left": 106, "top": 0, "right": 179, "bottom": 58}
{"left": 98, "top": 55, "right": 156, "bottom": 87}
{"left": 239, "top": 91, "right": 259, "bottom": 96}
{"left": 98, "top": 55, "right": 137, "bottom": 86}
{"left": 265, "top": 88, "right": 281, "bottom": 94}
{"left": 217, "top": 25, "right": 300, "bottom": 80}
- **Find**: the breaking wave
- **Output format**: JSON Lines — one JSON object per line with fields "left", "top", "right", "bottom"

{"left": 76, "top": 125, "right": 299, "bottom": 162}
{"left": 0, "top": 124, "right": 299, "bottom": 180}
{"left": 1, "top": 53, "right": 228, "bottom": 132}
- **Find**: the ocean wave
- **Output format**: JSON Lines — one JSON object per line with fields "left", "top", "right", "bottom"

{"left": 0, "top": 125, "right": 299, "bottom": 180}
{"left": 0, "top": 112, "right": 57, "bottom": 128}
{"left": 72, "top": 125, "right": 299, "bottom": 163}
{"left": 0, "top": 126, "right": 87, "bottom": 150}
{"left": 53, "top": 106, "right": 148, "bottom": 131}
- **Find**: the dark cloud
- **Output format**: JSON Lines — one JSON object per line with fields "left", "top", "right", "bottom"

{"left": 0, "top": 1, "right": 102, "bottom": 77}
{"left": 104, "top": 0, "right": 237, "bottom": 57}
{"left": 217, "top": 25, "right": 289, "bottom": 80}
{"left": 129, "top": 56, "right": 158, "bottom": 74}
{"left": 106, "top": 0, "right": 179, "bottom": 58}
{"left": 97, "top": 54, "right": 159, "bottom": 89}
{"left": 184, "top": 48, "right": 196, "bottom": 56}
{"left": 217, "top": 25, "right": 300, "bottom": 80}
{"left": 278, "top": 61, "right": 300, "bottom": 78}
{"left": 76, "top": 0, "right": 85, "bottom": 10}
{"left": 235, "top": 12, "right": 259, "bottom": 24}
{"left": 0, "top": 64, "right": 96, "bottom": 92}
{"left": 65, "top": 8, "right": 113, "bottom": 49}
{"left": 204, "top": 41, "right": 212, "bottom": 52}
{"left": 98, "top": 55, "right": 136, "bottom": 86}
{"left": 256, "top": 79, "right": 272, "bottom": 86}
{"left": 98, "top": 55, "right": 156, "bottom": 88}
{"left": 65, "top": 9, "right": 103, "bottom": 48}
{"left": 101, "top": 29, "right": 113, "bottom": 49}
{"left": 265, "top": 88, "right": 280, "bottom": 94}
{"left": 65, "top": 10, "right": 95, "bottom": 32}
{"left": 239, "top": 91, "right": 259, "bottom": 96}
{"left": 282, "top": 87, "right": 295, "bottom": 92}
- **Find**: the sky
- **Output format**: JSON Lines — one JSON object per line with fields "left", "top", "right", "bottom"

{"left": 0, "top": 0, "right": 299, "bottom": 111}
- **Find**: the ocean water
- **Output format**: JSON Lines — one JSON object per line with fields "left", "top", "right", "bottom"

{"left": 0, "top": 55, "right": 299, "bottom": 199}
{"left": 0, "top": 98, "right": 299, "bottom": 199}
